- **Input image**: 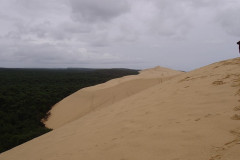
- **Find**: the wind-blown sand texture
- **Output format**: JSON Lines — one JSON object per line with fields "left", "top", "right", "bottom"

{"left": 1, "top": 58, "right": 240, "bottom": 160}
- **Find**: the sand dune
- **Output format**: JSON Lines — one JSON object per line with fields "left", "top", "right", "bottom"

{"left": 45, "top": 66, "right": 182, "bottom": 129}
{"left": 1, "top": 58, "right": 240, "bottom": 160}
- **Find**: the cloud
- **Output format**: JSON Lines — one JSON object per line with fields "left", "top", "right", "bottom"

{"left": 69, "top": 0, "right": 130, "bottom": 22}
{"left": 0, "top": 37, "right": 123, "bottom": 66}
{"left": 215, "top": 3, "right": 240, "bottom": 37}
{"left": 0, "top": 0, "right": 239, "bottom": 69}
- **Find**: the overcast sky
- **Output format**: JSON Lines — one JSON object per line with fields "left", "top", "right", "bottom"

{"left": 0, "top": 0, "right": 239, "bottom": 71}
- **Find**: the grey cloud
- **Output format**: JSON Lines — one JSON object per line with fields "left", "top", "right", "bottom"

{"left": 138, "top": 0, "right": 194, "bottom": 38}
{"left": 0, "top": 0, "right": 239, "bottom": 69}
{"left": 69, "top": 0, "right": 130, "bottom": 22}
{"left": 0, "top": 36, "right": 124, "bottom": 67}
{"left": 216, "top": 6, "right": 240, "bottom": 37}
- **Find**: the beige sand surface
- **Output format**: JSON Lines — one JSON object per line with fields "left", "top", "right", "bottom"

{"left": 45, "top": 66, "right": 182, "bottom": 129}
{"left": 1, "top": 58, "right": 240, "bottom": 160}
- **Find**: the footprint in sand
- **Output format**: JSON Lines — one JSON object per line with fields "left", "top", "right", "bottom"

{"left": 204, "top": 114, "right": 213, "bottom": 118}
{"left": 111, "top": 138, "right": 118, "bottom": 141}
{"left": 209, "top": 154, "right": 221, "bottom": 160}
{"left": 233, "top": 106, "right": 240, "bottom": 111}
{"left": 212, "top": 80, "right": 225, "bottom": 85}
{"left": 195, "top": 118, "right": 201, "bottom": 121}
{"left": 231, "top": 114, "right": 240, "bottom": 120}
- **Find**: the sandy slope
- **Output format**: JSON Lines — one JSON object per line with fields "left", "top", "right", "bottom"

{"left": 45, "top": 66, "right": 182, "bottom": 129}
{"left": 1, "top": 58, "right": 240, "bottom": 160}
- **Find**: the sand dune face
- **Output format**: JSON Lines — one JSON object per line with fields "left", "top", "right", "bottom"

{"left": 1, "top": 58, "right": 240, "bottom": 160}
{"left": 45, "top": 66, "right": 182, "bottom": 129}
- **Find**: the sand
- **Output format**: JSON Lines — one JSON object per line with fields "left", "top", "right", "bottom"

{"left": 1, "top": 58, "right": 240, "bottom": 160}
{"left": 45, "top": 66, "right": 182, "bottom": 129}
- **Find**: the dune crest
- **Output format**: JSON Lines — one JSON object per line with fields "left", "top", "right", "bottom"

{"left": 45, "top": 66, "right": 182, "bottom": 129}
{"left": 1, "top": 58, "right": 240, "bottom": 160}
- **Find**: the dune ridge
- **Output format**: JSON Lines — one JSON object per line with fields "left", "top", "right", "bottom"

{"left": 45, "top": 66, "right": 182, "bottom": 129}
{"left": 1, "top": 58, "right": 240, "bottom": 160}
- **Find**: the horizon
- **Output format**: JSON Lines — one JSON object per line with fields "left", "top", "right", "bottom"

{"left": 0, "top": 56, "right": 238, "bottom": 72}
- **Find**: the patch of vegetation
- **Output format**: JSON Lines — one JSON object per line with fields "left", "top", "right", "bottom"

{"left": 0, "top": 68, "right": 138, "bottom": 153}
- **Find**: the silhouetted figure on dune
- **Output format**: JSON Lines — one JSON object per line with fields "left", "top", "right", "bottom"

{"left": 237, "top": 41, "right": 240, "bottom": 53}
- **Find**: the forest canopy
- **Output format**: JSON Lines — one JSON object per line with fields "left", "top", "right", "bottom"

{"left": 0, "top": 68, "right": 138, "bottom": 153}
